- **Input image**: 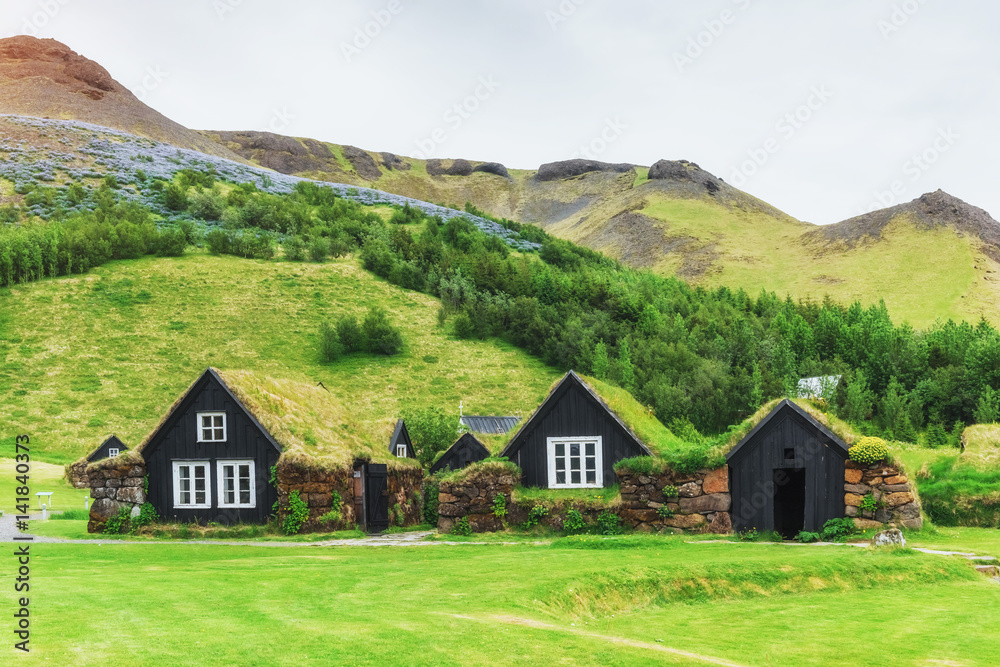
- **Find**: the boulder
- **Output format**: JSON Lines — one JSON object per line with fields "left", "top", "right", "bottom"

{"left": 679, "top": 493, "right": 731, "bottom": 513}
{"left": 536, "top": 159, "right": 634, "bottom": 181}
{"left": 703, "top": 467, "right": 729, "bottom": 494}
{"left": 678, "top": 482, "right": 702, "bottom": 498}
{"left": 871, "top": 528, "right": 906, "bottom": 547}
{"left": 116, "top": 487, "right": 144, "bottom": 504}
{"left": 90, "top": 497, "right": 128, "bottom": 521}
{"left": 663, "top": 513, "right": 708, "bottom": 529}
{"left": 648, "top": 159, "right": 698, "bottom": 181}
{"left": 844, "top": 468, "right": 863, "bottom": 484}
{"left": 885, "top": 492, "right": 915, "bottom": 507}
{"left": 472, "top": 162, "right": 510, "bottom": 178}
{"left": 844, "top": 493, "right": 864, "bottom": 507}
{"left": 707, "top": 511, "right": 732, "bottom": 535}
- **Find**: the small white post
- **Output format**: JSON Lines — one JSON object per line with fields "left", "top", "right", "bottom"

{"left": 41, "top": 504, "right": 47, "bottom": 521}
{"left": 85, "top": 496, "right": 89, "bottom": 511}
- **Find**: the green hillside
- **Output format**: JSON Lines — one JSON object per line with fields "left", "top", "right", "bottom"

{"left": 0, "top": 251, "right": 558, "bottom": 465}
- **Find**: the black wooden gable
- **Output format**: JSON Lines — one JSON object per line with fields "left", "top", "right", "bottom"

{"left": 87, "top": 435, "right": 129, "bottom": 463}
{"left": 429, "top": 433, "right": 490, "bottom": 474}
{"left": 389, "top": 419, "right": 416, "bottom": 458}
{"left": 500, "top": 371, "right": 651, "bottom": 488}
{"left": 727, "top": 400, "right": 849, "bottom": 465}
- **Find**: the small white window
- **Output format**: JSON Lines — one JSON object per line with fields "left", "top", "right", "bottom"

{"left": 547, "top": 437, "right": 603, "bottom": 489}
{"left": 173, "top": 461, "right": 211, "bottom": 508}
{"left": 108, "top": 448, "right": 119, "bottom": 458}
{"left": 396, "top": 444, "right": 408, "bottom": 458}
{"left": 197, "top": 412, "right": 227, "bottom": 442}
{"left": 217, "top": 460, "right": 255, "bottom": 508}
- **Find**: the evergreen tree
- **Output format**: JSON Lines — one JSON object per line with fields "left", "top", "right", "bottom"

{"left": 592, "top": 339, "right": 609, "bottom": 380}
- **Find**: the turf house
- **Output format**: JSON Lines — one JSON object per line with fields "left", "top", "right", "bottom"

{"left": 500, "top": 371, "right": 656, "bottom": 489}
{"left": 88, "top": 435, "right": 129, "bottom": 462}
{"left": 84, "top": 368, "right": 423, "bottom": 533}
{"left": 429, "top": 432, "right": 492, "bottom": 474}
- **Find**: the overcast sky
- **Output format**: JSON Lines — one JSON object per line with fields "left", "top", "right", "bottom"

{"left": 3, "top": 1, "right": 997, "bottom": 223}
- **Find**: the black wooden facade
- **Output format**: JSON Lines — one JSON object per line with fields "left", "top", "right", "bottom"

{"left": 142, "top": 369, "right": 281, "bottom": 525}
{"left": 389, "top": 419, "right": 416, "bottom": 459}
{"left": 429, "top": 433, "right": 490, "bottom": 474}
{"left": 500, "top": 371, "right": 651, "bottom": 488}
{"left": 727, "top": 400, "right": 849, "bottom": 537}
{"left": 87, "top": 435, "right": 128, "bottom": 463}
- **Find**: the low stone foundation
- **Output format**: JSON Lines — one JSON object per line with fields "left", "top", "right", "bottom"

{"left": 66, "top": 461, "right": 90, "bottom": 489}
{"left": 276, "top": 461, "right": 423, "bottom": 533}
{"left": 845, "top": 460, "right": 922, "bottom": 530}
{"left": 437, "top": 467, "right": 732, "bottom": 535}
{"left": 87, "top": 461, "right": 147, "bottom": 533}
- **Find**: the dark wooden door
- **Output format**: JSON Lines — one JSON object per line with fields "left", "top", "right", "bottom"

{"left": 365, "top": 464, "right": 389, "bottom": 533}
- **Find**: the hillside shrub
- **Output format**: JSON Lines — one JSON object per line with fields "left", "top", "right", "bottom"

{"left": 308, "top": 236, "right": 329, "bottom": 262}
{"left": 362, "top": 306, "right": 403, "bottom": 355}
{"left": 336, "top": 315, "right": 364, "bottom": 353}
{"left": 849, "top": 437, "right": 888, "bottom": 465}
{"left": 318, "top": 321, "right": 344, "bottom": 363}
{"left": 155, "top": 227, "right": 188, "bottom": 257}
{"left": 283, "top": 235, "right": 306, "bottom": 261}
{"left": 403, "top": 407, "right": 459, "bottom": 467}
{"left": 188, "top": 189, "right": 225, "bottom": 221}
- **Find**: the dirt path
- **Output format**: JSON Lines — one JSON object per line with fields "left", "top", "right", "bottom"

{"left": 449, "top": 613, "right": 748, "bottom": 666}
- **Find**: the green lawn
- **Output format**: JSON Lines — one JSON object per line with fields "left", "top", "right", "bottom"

{"left": 0, "top": 250, "right": 559, "bottom": 465}
{"left": 4, "top": 539, "right": 999, "bottom": 665}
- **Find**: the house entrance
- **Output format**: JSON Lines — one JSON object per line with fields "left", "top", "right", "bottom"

{"left": 773, "top": 468, "right": 805, "bottom": 539}
{"left": 364, "top": 464, "right": 389, "bottom": 533}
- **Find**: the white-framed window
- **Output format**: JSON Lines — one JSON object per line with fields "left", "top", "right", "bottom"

{"left": 172, "top": 461, "right": 211, "bottom": 508}
{"left": 547, "top": 436, "right": 603, "bottom": 489}
{"left": 197, "top": 412, "right": 227, "bottom": 442}
{"left": 217, "top": 460, "right": 255, "bottom": 508}
{"left": 108, "top": 448, "right": 119, "bottom": 458}
{"left": 396, "top": 444, "right": 408, "bottom": 458}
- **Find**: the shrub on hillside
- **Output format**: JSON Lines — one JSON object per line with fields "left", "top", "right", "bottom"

{"left": 156, "top": 227, "right": 188, "bottom": 257}
{"left": 283, "top": 235, "right": 306, "bottom": 261}
{"left": 848, "top": 436, "right": 888, "bottom": 465}
{"left": 402, "top": 407, "right": 458, "bottom": 467}
{"left": 336, "top": 315, "right": 364, "bottom": 353}
{"left": 188, "top": 189, "right": 225, "bottom": 221}
{"left": 308, "top": 236, "right": 329, "bottom": 262}
{"left": 362, "top": 306, "right": 403, "bottom": 355}
{"left": 318, "top": 321, "right": 344, "bottom": 363}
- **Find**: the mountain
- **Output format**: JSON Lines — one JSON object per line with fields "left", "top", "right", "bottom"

{"left": 3, "top": 34, "right": 1000, "bottom": 326}
{"left": 0, "top": 36, "right": 244, "bottom": 162}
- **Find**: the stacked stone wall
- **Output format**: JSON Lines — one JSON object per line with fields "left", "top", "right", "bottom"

{"left": 87, "top": 463, "right": 146, "bottom": 533}
{"left": 845, "top": 460, "right": 922, "bottom": 530}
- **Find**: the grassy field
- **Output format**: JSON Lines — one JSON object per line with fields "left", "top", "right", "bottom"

{"left": 0, "top": 250, "right": 559, "bottom": 465}
{"left": 3, "top": 538, "right": 998, "bottom": 665}
{"left": 0, "top": 458, "right": 90, "bottom": 515}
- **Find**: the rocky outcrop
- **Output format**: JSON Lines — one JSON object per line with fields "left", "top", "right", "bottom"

{"left": 648, "top": 159, "right": 723, "bottom": 196}
{"left": 342, "top": 145, "right": 382, "bottom": 180}
{"left": 380, "top": 152, "right": 411, "bottom": 171}
{"left": 427, "top": 158, "right": 474, "bottom": 177}
{"left": 472, "top": 162, "right": 510, "bottom": 178}
{"left": 536, "top": 159, "right": 634, "bottom": 182}
{"left": 844, "top": 461, "right": 922, "bottom": 529}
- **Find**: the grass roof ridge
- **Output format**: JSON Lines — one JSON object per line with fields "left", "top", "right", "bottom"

{"left": 716, "top": 397, "right": 861, "bottom": 455}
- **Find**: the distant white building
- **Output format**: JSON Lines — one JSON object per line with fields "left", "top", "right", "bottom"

{"left": 796, "top": 375, "right": 841, "bottom": 400}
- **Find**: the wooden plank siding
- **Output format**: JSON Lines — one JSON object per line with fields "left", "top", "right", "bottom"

{"left": 728, "top": 402, "right": 848, "bottom": 534}
{"left": 143, "top": 372, "right": 281, "bottom": 525}
{"left": 429, "top": 434, "right": 489, "bottom": 474}
{"left": 505, "top": 379, "right": 648, "bottom": 488}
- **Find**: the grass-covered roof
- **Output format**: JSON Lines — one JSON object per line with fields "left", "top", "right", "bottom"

{"left": 134, "top": 368, "right": 418, "bottom": 471}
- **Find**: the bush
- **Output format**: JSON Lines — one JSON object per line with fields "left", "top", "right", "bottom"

{"left": 452, "top": 312, "right": 476, "bottom": 339}
{"left": 318, "top": 321, "right": 344, "bottom": 363}
{"left": 423, "top": 480, "right": 440, "bottom": 525}
{"left": 308, "top": 236, "right": 329, "bottom": 262}
{"left": 926, "top": 422, "right": 948, "bottom": 448}
{"left": 797, "top": 530, "right": 821, "bottom": 543}
{"left": 820, "top": 517, "right": 857, "bottom": 541}
{"left": 362, "top": 306, "right": 403, "bottom": 355}
{"left": 163, "top": 182, "right": 189, "bottom": 211}
{"left": 336, "top": 315, "right": 364, "bottom": 353}
{"left": 523, "top": 504, "right": 549, "bottom": 529}
{"left": 564, "top": 508, "right": 585, "bottom": 532}
{"left": 283, "top": 235, "right": 306, "bottom": 261}
{"left": 156, "top": 227, "right": 188, "bottom": 257}
{"left": 492, "top": 493, "right": 507, "bottom": 520}
{"left": 188, "top": 189, "right": 225, "bottom": 221}
{"left": 597, "top": 510, "right": 622, "bottom": 535}
{"left": 403, "top": 407, "right": 459, "bottom": 467}
{"left": 849, "top": 437, "right": 888, "bottom": 465}
{"left": 281, "top": 490, "right": 310, "bottom": 535}
{"left": 451, "top": 517, "right": 472, "bottom": 536}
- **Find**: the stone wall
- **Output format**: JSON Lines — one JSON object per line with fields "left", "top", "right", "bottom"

{"left": 87, "top": 462, "right": 147, "bottom": 533}
{"left": 437, "top": 467, "right": 732, "bottom": 535}
{"left": 66, "top": 461, "right": 89, "bottom": 489}
{"left": 845, "top": 460, "right": 922, "bottom": 530}
{"left": 276, "top": 461, "right": 423, "bottom": 533}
